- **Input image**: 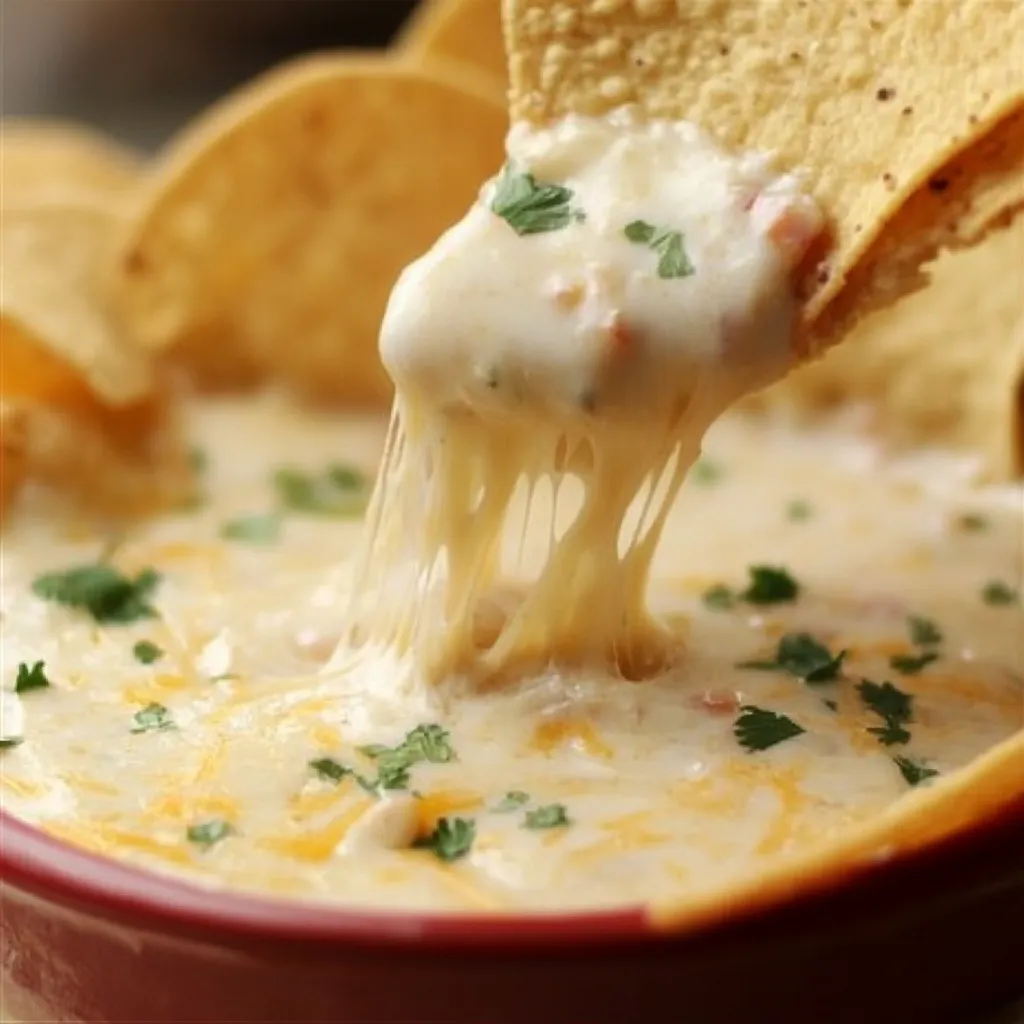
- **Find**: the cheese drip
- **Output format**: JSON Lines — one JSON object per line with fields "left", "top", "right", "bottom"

{"left": 333, "top": 112, "right": 820, "bottom": 685}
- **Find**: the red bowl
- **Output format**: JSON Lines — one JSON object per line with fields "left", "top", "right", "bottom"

{"left": 2, "top": 794, "right": 1022, "bottom": 1024}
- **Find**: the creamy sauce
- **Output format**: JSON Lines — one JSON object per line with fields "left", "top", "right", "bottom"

{"left": 1, "top": 394, "right": 1020, "bottom": 913}
{"left": 347, "top": 112, "right": 822, "bottom": 683}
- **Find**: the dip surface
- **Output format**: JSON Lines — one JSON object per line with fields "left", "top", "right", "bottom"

{"left": 1, "top": 394, "right": 1020, "bottom": 913}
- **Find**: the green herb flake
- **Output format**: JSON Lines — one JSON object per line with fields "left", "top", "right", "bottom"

{"left": 0, "top": 738, "right": 24, "bottom": 750}
{"left": 309, "top": 757, "right": 350, "bottom": 783}
{"left": 734, "top": 706, "right": 806, "bottom": 752}
{"left": 955, "top": 512, "right": 988, "bottom": 532}
{"left": 494, "top": 790, "right": 530, "bottom": 813}
{"left": 741, "top": 565, "right": 801, "bottom": 605}
{"left": 893, "top": 756, "right": 940, "bottom": 787}
{"left": 32, "top": 563, "right": 160, "bottom": 625}
{"left": 132, "top": 640, "right": 164, "bottom": 666}
{"left": 857, "top": 679, "right": 913, "bottom": 747}
{"left": 189, "top": 447, "right": 208, "bottom": 474}
{"left": 491, "top": 164, "right": 579, "bottom": 236}
{"left": 690, "top": 457, "right": 723, "bottom": 485}
{"left": 908, "top": 615, "right": 942, "bottom": 648}
{"left": 273, "top": 464, "right": 369, "bottom": 518}
{"left": 823, "top": 699, "right": 839, "bottom": 712}
{"left": 981, "top": 580, "right": 1019, "bottom": 606}
{"left": 889, "top": 651, "right": 939, "bottom": 676}
{"left": 360, "top": 723, "right": 456, "bottom": 791}
{"left": 414, "top": 816, "right": 476, "bottom": 862}
{"left": 220, "top": 513, "right": 281, "bottom": 545}
{"left": 187, "top": 819, "right": 233, "bottom": 850}
{"left": 130, "top": 702, "right": 175, "bottom": 734}
{"left": 14, "top": 661, "right": 51, "bottom": 694}
{"left": 624, "top": 220, "right": 695, "bottom": 279}
{"left": 702, "top": 584, "right": 736, "bottom": 611}
{"left": 739, "top": 633, "right": 846, "bottom": 684}
{"left": 523, "top": 803, "right": 570, "bottom": 830}
{"left": 786, "top": 499, "right": 813, "bottom": 522}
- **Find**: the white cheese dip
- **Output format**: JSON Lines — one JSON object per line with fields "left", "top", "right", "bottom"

{"left": 343, "top": 112, "right": 822, "bottom": 685}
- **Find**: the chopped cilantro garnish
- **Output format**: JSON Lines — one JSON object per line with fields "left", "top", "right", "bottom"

{"left": 981, "top": 580, "right": 1019, "bottom": 606}
{"left": 624, "top": 220, "right": 695, "bottom": 279}
{"left": 14, "top": 661, "right": 51, "bottom": 693}
{"left": 187, "top": 819, "right": 233, "bottom": 850}
{"left": 739, "top": 633, "right": 846, "bottom": 684}
{"left": 273, "top": 465, "right": 368, "bottom": 517}
{"left": 956, "top": 512, "right": 988, "bottom": 532}
{"left": 690, "top": 457, "right": 722, "bottom": 485}
{"left": 130, "top": 702, "right": 175, "bottom": 734}
{"left": 889, "top": 651, "right": 938, "bottom": 676}
{"left": 823, "top": 699, "right": 839, "bottom": 712}
{"left": 414, "top": 817, "right": 475, "bottom": 861}
{"left": 0, "top": 738, "right": 24, "bottom": 750}
{"left": 786, "top": 499, "right": 813, "bottom": 522}
{"left": 523, "top": 804, "right": 570, "bottom": 829}
{"left": 857, "top": 680, "right": 913, "bottom": 746}
{"left": 494, "top": 790, "right": 530, "bottom": 812}
{"left": 702, "top": 584, "right": 736, "bottom": 611}
{"left": 741, "top": 565, "right": 800, "bottom": 605}
{"left": 32, "top": 563, "right": 160, "bottom": 624}
{"left": 734, "top": 706, "right": 805, "bottom": 751}
{"left": 189, "top": 447, "right": 208, "bottom": 474}
{"left": 309, "top": 757, "right": 377, "bottom": 793}
{"left": 220, "top": 513, "right": 281, "bottom": 545}
{"left": 491, "top": 164, "right": 579, "bottom": 236}
{"left": 360, "top": 724, "right": 456, "bottom": 791}
{"left": 133, "top": 640, "right": 164, "bottom": 665}
{"left": 893, "top": 756, "right": 939, "bottom": 787}
{"left": 908, "top": 615, "right": 942, "bottom": 648}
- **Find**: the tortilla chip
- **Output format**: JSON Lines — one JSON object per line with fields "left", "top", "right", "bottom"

{"left": 1, "top": 200, "right": 191, "bottom": 520}
{"left": 1, "top": 119, "right": 141, "bottom": 206}
{"left": 2, "top": 200, "right": 152, "bottom": 404}
{"left": 504, "top": 0, "right": 1024, "bottom": 360}
{"left": 111, "top": 54, "right": 508, "bottom": 405}
{"left": 399, "top": 0, "right": 507, "bottom": 89}
{"left": 0, "top": 394, "right": 193, "bottom": 524}
{"left": 748, "top": 223, "right": 1024, "bottom": 480}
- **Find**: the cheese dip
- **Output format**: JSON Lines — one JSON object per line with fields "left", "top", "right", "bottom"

{"left": 1, "top": 394, "right": 1020, "bottom": 913}
{"left": 350, "top": 112, "right": 822, "bottom": 683}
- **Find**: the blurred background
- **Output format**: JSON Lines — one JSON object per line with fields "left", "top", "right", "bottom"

{"left": 1, "top": 0, "right": 420, "bottom": 150}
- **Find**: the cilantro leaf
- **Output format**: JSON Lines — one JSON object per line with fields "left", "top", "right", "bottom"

{"left": 738, "top": 633, "right": 846, "bottom": 684}
{"left": 221, "top": 513, "right": 281, "bottom": 545}
{"left": 955, "top": 512, "right": 988, "bottom": 532}
{"left": 702, "top": 584, "right": 736, "bottom": 611}
{"left": 857, "top": 680, "right": 914, "bottom": 746}
{"left": 133, "top": 640, "right": 164, "bottom": 665}
{"left": 734, "top": 706, "right": 805, "bottom": 751}
{"left": 889, "top": 651, "right": 939, "bottom": 676}
{"left": 523, "top": 803, "right": 570, "bottom": 829}
{"left": 14, "top": 661, "right": 51, "bottom": 694}
{"left": 624, "top": 220, "right": 695, "bottom": 279}
{"left": 360, "top": 724, "right": 456, "bottom": 791}
{"left": 309, "top": 757, "right": 350, "bottom": 783}
{"left": 982, "top": 580, "right": 1019, "bottom": 606}
{"left": 32, "top": 563, "right": 160, "bottom": 624}
{"left": 741, "top": 565, "right": 801, "bottom": 605}
{"left": 892, "top": 756, "right": 940, "bottom": 787}
{"left": 187, "top": 819, "right": 233, "bottom": 850}
{"left": 491, "top": 164, "right": 579, "bottom": 236}
{"left": 130, "top": 702, "right": 175, "bottom": 734}
{"left": 414, "top": 817, "right": 475, "bottom": 861}
{"left": 786, "top": 499, "right": 813, "bottom": 522}
{"left": 273, "top": 464, "right": 369, "bottom": 517}
{"left": 494, "top": 790, "right": 530, "bottom": 812}
{"left": 690, "top": 457, "right": 723, "bottom": 485}
{"left": 908, "top": 615, "right": 942, "bottom": 648}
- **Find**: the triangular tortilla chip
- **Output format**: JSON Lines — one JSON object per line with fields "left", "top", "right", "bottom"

{"left": 1, "top": 200, "right": 190, "bottom": 519}
{"left": 748, "top": 222, "right": 1024, "bottom": 480}
{"left": 1, "top": 119, "right": 141, "bottom": 207}
{"left": 504, "top": 0, "right": 1024, "bottom": 360}
{"left": 110, "top": 54, "right": 508, "bottom": 405}
{"left": 399, "top": 0, "right": 507, "bottom": 89}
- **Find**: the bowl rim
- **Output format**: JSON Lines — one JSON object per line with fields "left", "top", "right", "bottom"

{"left": 2, "top": 795, "right": 1022, "bottom": 953}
